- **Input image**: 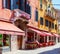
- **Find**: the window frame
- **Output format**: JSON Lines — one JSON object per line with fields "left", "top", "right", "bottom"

{"left": 40, "top": 17, "right": 44, "bottom": 25}
{"left": 45, "top": 19, "right": 49, "bottom": 27}
{"left": 35, "top": 9, "right": 38, "bottom": 21}
{"left": 52, "top": 23, "right": 54, "bottom": 29}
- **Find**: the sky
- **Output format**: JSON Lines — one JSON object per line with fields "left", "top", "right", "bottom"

{"left": 52, "top": 0, "right": 60, "bottom": 9}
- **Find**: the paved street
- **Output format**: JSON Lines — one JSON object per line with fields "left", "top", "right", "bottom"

{"left": 2, "top": 43, "right": 60, "bottom": 54}
{"left": 39, "top": 48, "right": 60, "bottom": 54}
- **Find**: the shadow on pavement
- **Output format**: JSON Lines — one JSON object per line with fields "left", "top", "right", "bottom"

{"left": 38, "top": 48, "right": 60, "bottom": 54}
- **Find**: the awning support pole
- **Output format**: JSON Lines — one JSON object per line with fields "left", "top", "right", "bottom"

{"left": 47, "top": 36, "right": 49, "bottom": 42}
{"left": 44, "top": 36, "right": 45, "bottom": 43}
{"left": 51, "top": 36, "right": 52, "bottom": 41}
{"left": 34, "top": 32, "right": 35, "bottom": 41}
{"left": 25, "top": 29, "right": 28, "bottom": 41}
{"left": 22, "top": 36, "right": 25, "bottom": 49}
{"left": 56, "top": 37, "right": 58, "bottom": 43}
{"left": 59, "top": 37, "right": 60, "bottom": 42}
{"left": 37, "top": 34, "right": 38, "bottom": 41}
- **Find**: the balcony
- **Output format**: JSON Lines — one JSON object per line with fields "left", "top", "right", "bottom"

{"left": 44, "top": 10, "right": 56, "bottom": 20}
{"left": 13, "top": 9, "right": 31, "bottom": 20}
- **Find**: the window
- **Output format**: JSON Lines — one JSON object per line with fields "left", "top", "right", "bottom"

{"left": 3, "top": 0, "right": 19, "bottom": 10}
{"left": 35, "top": 9, "right": 38, "bottom": 21}
{"left": 45, "top": 4, "right": 47, "bottom": 12}
{"left": 55, "top": 24, "right": 57, "bottom": 30}
{"left": 40, "top": 17, "right": 43, "bottom": 25}
{"left": 40, "top": 0, "right": 42, "bottom": 9}
{"left": 19, "top": 0, "right": 25, "bottom": 11}
{"left": 3, "top": 0, "right": 11, "bottom": 9}
{"left": 27, "top": 32, "right": 34, "bottom": 42}
{"left": 48, "top": 0, "right": 51, "bottom": 2}
{"left": 49, "top": 36, "right": 51, "bottom": 41}
{"left": 3, "top": 34, "right": 10, "bottom": 46}
{"left": 0, "top": 34, "right": 10, "bottom": 47}
{"left": 25, "top": 1, "right": 31, "bottom": 15}
{"left": 49, "top": 21, "right": 51, "bottom": 28}
{"left": 48, "top": 4, "right": 50, "bottom": 8}
{"left": 52, "top": 23, "right": 54, "bottom": 29}
{"left": 45, "top": 19, "right": 49, "bottom": 27}
{"left": 14, "top": 0, "right": 19, "bottom": 9}
{"left": 39, "top": 36, "right": 44, "bottom": 43}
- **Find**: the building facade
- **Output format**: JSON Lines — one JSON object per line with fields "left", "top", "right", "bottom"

{"left": 38, "top": 0, "right": 58, "bottom": 33}
{"left": 0, "top": 0, "right": 26, "bottom": 52}
{"left": 0, "top": 0, "right": 60, "bottom": 52}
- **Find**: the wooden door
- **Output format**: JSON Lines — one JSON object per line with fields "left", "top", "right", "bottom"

{"left": 17, "top": 36, "right": 23, "bottom": 49}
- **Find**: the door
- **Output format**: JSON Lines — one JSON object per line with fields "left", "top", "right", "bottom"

{"left": 17, "top": 36, "right": 23, "bottom": 49}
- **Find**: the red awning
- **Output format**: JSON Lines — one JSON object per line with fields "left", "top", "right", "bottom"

{"left": 27, "top": 25, "right": 53, "bottom": 36}
{"left": 28, "top": 28, "right": 46, "bottom": 36}
{"left": 43, "top": 32, "right": 53, "bottom": 36}
{"left": 53, "top": 33, "right": 59, "bottom": 37}
{"left": 0, "top": 21, "right": 25, "bottom": 35}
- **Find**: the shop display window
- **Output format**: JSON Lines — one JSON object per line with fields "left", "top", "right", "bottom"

{"left": 3, "top": 34, "right": 10, "bottom": 46}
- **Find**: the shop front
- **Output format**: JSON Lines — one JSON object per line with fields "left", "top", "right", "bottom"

{"left": 0, "top": 34, "right": 11, "bottom": 52}
{"left": 25, "top": 25, "right": 55, "bottom": 49}
{"left": 0, "top": 21, "right": 25, "bottom": 52}
{"left": 53, "top": 33, "right": 60, "bottom": 43}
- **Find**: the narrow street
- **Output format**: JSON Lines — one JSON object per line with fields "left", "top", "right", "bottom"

{"left": 39, "top": 48, "right": 60, "bottom": 54}
{"left": 2, "top": 43, "right": 60, "bottom": 54}
{"left": 0, "top": 0, "right": 60, "bottom": 54}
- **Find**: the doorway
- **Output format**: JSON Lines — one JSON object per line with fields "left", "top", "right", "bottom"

{"left": 17, "top": 36, "right": 23, "bottom": 49}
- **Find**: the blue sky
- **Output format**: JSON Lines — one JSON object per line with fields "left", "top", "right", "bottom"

{"left": 52, "top": 0, "right": 60, "bottom": 9}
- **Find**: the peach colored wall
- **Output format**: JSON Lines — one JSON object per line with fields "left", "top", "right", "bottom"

{"left": 0, "top": 9, "right": 12, "bottom": 21}
{"left": 0, "top": 0, "right": 12, "bottom": 21}
{"left": 28, "top": 0, "right": 39, "bottom": 28}
{"left": 0, "top": 0, "right": 2, "bottom": 9}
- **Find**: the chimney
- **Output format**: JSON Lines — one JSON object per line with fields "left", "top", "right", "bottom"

{"left": 0, "top": 0, "right": 3, "bottom": 9}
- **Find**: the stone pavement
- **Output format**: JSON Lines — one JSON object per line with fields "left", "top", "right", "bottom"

{"left": 39, "top": 48, "right": 60, "bottom": 54}
{"left": 2, "top": 43, "right": 60, "bottom": 54}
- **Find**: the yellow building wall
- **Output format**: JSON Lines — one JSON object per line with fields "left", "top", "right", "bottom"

{"left": 38, "top": 0, "right": 58, "bottom": 33}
